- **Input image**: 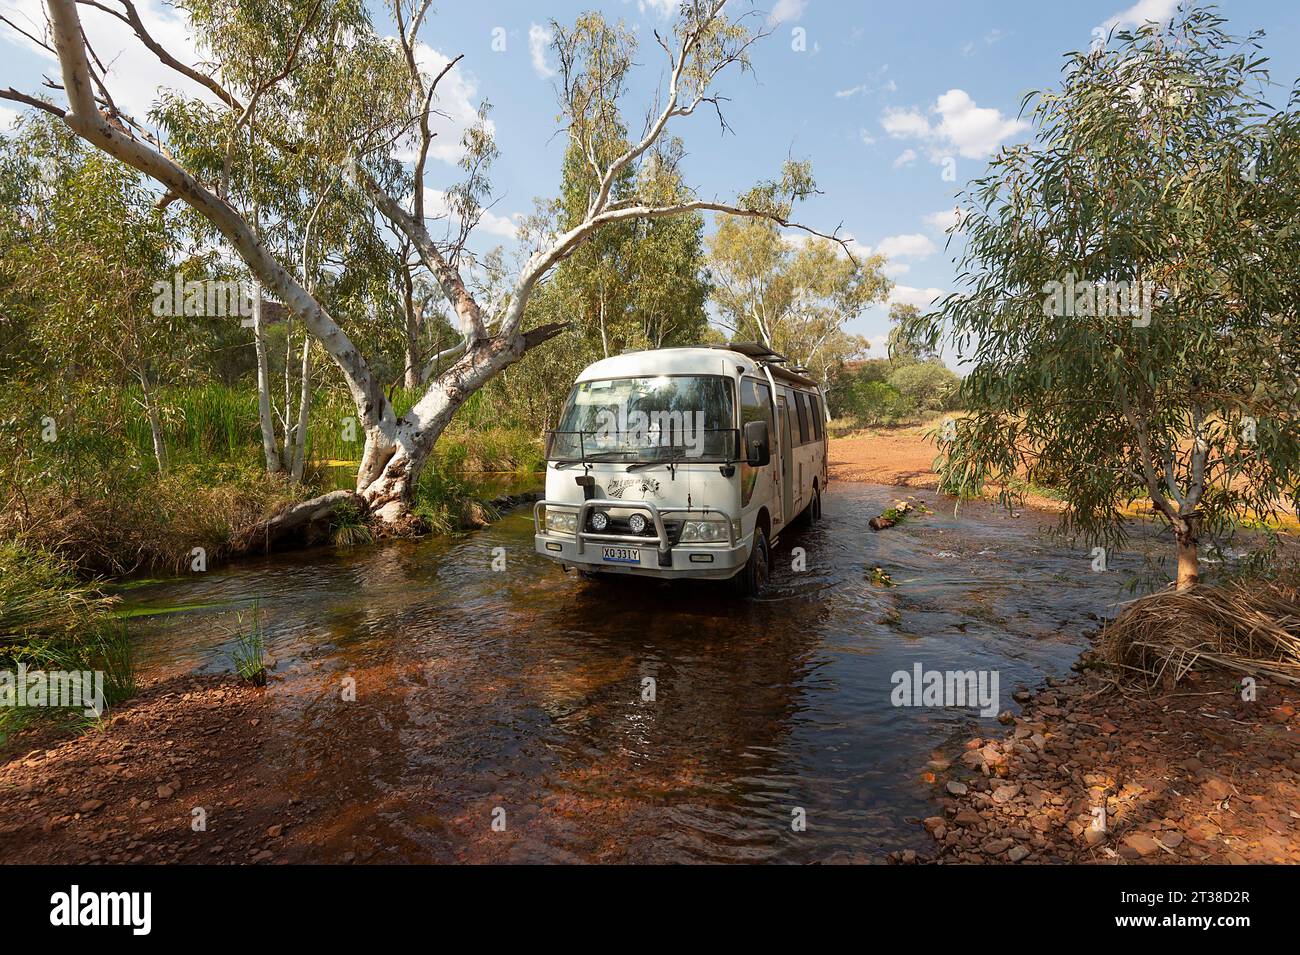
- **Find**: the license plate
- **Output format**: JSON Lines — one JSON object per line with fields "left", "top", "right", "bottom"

{"left": 601, "top": 546, "right": 640, "bottom": 564}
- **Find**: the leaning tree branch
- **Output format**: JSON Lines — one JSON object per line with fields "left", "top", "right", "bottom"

{"left": 0, "top": 87, "right": 64, "bottom": 117}
{"left": 585, "top": 0, "right": 728, "bottom": 219}
{"left": 498, "top": 198, "right": 853, "bottom": 342}
{"left": 74, "top": 0, "right": 243, "bottom": 110}
{"left": 355, "top": 164, "right": 487, "bottom": 342}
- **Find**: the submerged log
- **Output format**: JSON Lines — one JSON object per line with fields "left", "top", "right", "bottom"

{"left": 233, "top": 489, "right": 364, "bottom": 554}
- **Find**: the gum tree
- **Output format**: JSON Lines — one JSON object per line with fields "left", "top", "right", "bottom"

{"left": 917, "top": 8, "right": 1299, "bottom": 589}
{"left": 707, "top": 215, "right": 890, "bottom": 384}
{"left": 4, "top": 0, "right": 850, "bottom": 522}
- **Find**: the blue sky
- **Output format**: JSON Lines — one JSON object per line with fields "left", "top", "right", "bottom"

{"left": 2, "top": 0, "right": 1298, "bottom": 366}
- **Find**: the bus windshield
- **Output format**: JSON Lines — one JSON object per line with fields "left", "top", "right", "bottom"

{"left": 550, "top": 375, "right": 736, "bottom": 463}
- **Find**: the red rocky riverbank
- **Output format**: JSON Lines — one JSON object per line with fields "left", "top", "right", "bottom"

{"left": 912, "top": 666, "right": 1300, "bottom": 864}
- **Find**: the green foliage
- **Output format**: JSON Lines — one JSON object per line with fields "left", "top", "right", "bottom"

{"left": 886, "top": 303, "right": 939, "bottom": 364}
{"left": 411, "top": 469, "right": 500, "bottom": 535}
{"left": 828, "top": 351, "right": 961, "bottom": 427}
{"left": 886, "top": 361, "right": 961, "bottom": 416}
{"left": 0, "top": 544, "right": 117, "bottom": 644}
{"left": 915, "top": 7, "right": 1300, "bottom": 571}
{"left": 707, "top": 215, "right": 890, "bottom": 384}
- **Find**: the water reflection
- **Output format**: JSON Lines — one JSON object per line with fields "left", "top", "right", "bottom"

{"left": 124, "top": 482, "right": 1160, "bottom": 862}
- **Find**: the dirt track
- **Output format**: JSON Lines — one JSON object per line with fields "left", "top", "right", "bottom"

{"left": 829, "top": 426, "right": 943, "bottom": 488}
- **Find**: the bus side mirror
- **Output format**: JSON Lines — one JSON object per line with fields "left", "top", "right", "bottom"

{"left": 743, "top": 420, "right": 771, "bottom": 467}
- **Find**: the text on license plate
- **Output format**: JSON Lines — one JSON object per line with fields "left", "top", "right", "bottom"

{"left": 601, "top": 546, "right": 640, "bottom": 564}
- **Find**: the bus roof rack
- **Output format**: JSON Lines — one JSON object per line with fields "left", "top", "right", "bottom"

{"left": 707, "top": 341, "right": 788, "bottom": 363}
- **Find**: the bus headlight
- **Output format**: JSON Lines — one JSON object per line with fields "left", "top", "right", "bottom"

{"left": 680, "top": 518, "right": 728, "bottom": 543}
{"left": 545, "top": 509, "right": 578, "bottom": 535}
{"left": 627, "top": 513, "right": 648, "bottom": 534}
{"left": 590, "top": 511, "right": 610, "bottom": 532}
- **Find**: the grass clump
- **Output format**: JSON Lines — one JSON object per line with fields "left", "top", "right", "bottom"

{"left": 230, "top": 605, "right": 268, "bottom": 687}
{"left": 331, "top": 499, "right": 372, "bottom": 548}
{"left": 412, "top": 468, "right": 501, "bottom": 535}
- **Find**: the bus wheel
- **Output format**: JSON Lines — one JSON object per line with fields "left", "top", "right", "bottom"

{"left": 810, "top": 483, "right": 822, "bottom": 522}
{"left": 732, "top": 527, "right": 770, "bottom": 597}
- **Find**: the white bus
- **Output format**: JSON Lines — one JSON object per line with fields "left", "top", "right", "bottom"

{"left": 533, "top": 343, "right": 828, "bottom": 595}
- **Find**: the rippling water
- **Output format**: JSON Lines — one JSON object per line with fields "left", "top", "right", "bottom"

{"left": 122, "top": 481, "right": 1163, "bottom": 863}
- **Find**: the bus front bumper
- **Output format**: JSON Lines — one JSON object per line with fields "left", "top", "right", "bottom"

{"left": 534, "top": 533, "right": 749, "bottom": 579}
{"left": 533, "top": 498, "right": 748, "bottom": 579}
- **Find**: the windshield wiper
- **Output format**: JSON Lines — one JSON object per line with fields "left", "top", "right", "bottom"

{"left": 626, "top": 446, "right": 687, "bottom": 472}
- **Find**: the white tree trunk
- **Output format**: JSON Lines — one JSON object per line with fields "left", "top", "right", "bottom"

{"left": 252, "top": 288, "right": 283, "bottom": 473}
{"left": 141, "top": 380, "right": 167, "bottom": 474}
{"left": 290, "top": 333, "right": 312, "bottom": 481}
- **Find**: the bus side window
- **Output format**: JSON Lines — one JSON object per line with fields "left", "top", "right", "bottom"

{"left": 793, "top": 390, "right": 811, "bottom": 444}
{"left": 809, "top": 394, "right": 823, "bottom": 441}
{"left": 739, "top": 379, "right": 773, "bottom": 505}
{"left": 741, "top": 378, "right": 773, "bottom": 431}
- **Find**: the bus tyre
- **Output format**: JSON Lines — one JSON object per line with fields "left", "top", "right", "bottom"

{"left": 810, "top": 484, "right": 822, "bottom": 522}
{"left": 733, "top": 527, "right": 770, "bottom": 597}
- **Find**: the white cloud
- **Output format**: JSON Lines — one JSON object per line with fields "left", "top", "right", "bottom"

{"left": 638, "top": 0, "right": 677, "bottom": 17}
{"left": 0, "top": 104, "right": 18, "bottom": 133}
{"left": 835, "top": 66, "right": 895, "bottom": 100}
{"left": 424, "top": 189, "right": 520, "bottom": 240}
{"left": 858, "top": 128, "right": 875, "bottom": 147}
{"left": 404, "top": 43, "right": 494, "bottom": 165}
{"left": 1101, "top": 0, "right": 1180, "bottom": 32}
{"left": 874, "top": 233, "right": 936, "bottom": 260}
{"left": 1, "top": 3, "right": 488, "bottom": 167}
{"left": 882, "top": 108, "right": 931, "bottom": 140}
{"left": 891, "top": 148, "right": 917, "bottom": 169}
{"left": 528, "top": 23, "right": 555, "bottom": 80}
{"left": 881, "top": 262, "right": 910, "bottom": 278}
{"left": 768, "top": 0, "right": 809, "bottom": 25}
{"left": 882, "top": 89, "right": 1028, "bottom": 160}
{"left": 888, "top": 285, "right": 944, "bottom": 309}
{"left": 923, "top": 207, "right": 966, "bottom": 232}
{"left": 2, "top": 0, "right": 212, "bottom": 120}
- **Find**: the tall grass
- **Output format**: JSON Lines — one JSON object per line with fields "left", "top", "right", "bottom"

{"left": 0, "top": 545, "right": 136, "bottom": 745}
{"left": 3, "top": 463, "right": 309, "bottom": 577}
{"left": 0, "top": 543, "right": 118, "bottom": 642}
